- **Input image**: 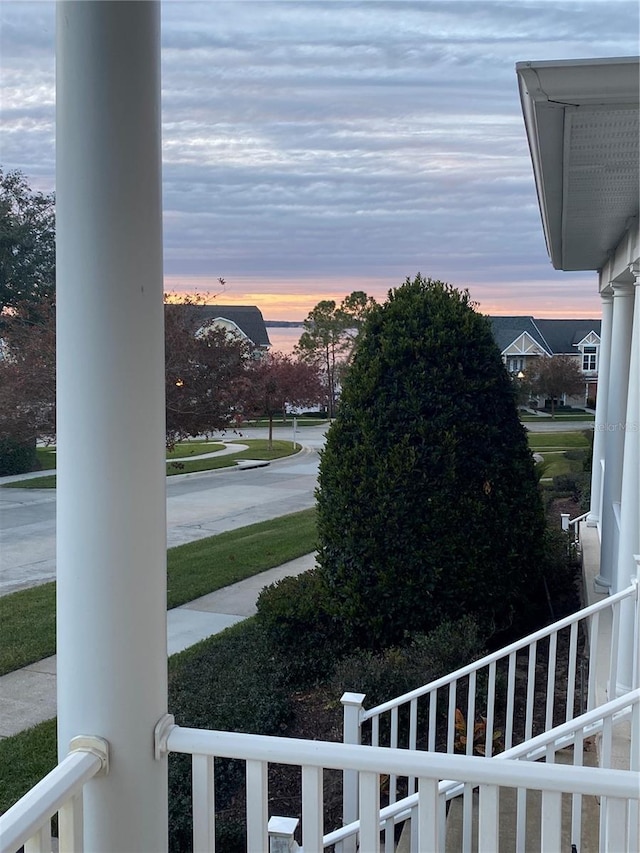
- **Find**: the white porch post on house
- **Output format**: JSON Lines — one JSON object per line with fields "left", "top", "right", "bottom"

{"left": 588, "top": 291, "right": 613, "bottom": 528}
{"left": 595, "top": 283, "right": 634, "bottom": 590}
{"left": 615, "top": 265, "right": 640, "bottom": 694}
{"left": 56, "top": 3, "right": 168, "bottom": 851}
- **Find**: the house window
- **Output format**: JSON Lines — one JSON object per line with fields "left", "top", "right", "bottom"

{"left": 508, "top": 357, "right": 524, "bottom": 373}
{"left": 582, "top": 347, "right": 597, "bottom": 372}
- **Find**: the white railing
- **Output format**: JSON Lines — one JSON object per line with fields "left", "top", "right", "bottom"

{"left": 0, "top": 736, "right": 108, "bottom": 853}
{"left": 340, "top": 579, "right": 639, "bottom": 833}
{"left": 160, "top": 714, "right": 639, "bottom": 853}
{"left": 340, "top": 689, "right": 640, "bottom": 853}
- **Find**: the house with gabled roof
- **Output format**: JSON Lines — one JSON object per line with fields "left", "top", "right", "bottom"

{"left": 167, "top": 303, "right": 271, "bottom": 351}
{"left": 193, "top": 305, "right": 271, "bottom": 351}
{"left": 490, "top": 315, "right": 602, "bottom": 404}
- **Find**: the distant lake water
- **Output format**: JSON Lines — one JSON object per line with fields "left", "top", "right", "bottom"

{"left": 266, "top": 325, "right": 304, "bottom": 355}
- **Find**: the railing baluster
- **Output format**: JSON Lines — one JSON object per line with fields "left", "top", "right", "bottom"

{"left": 566, "top": 621, "right": 578, "bottom": 721}
{"left": 383, "top": 816, "right": 394, "bottom": 853}
{"left": 358, "top": 771, "right": 380, "bottom": 853}
{"left": 372, "top": 715, "right": 379, "bottom": 747}
{"left": 408, "top": 697, "right": 418, "bottom": 795}
{"left": 505, "top": 652, "right": 516, "bottom": 749}
{"left": 462, "top": 783, "right": 473, "bottom": 852}
{"left": 540, "top": 790, "right": 562, "bottom": 851}
{"left": 192, "top": 754, "right": 215, "bottom": 853}
{"left": 246, "top": 759, "right": 268, "bottom": 853}
{"left": 571, "top": 727, "right": 584, "bottom": 853}
{"left": 24, "top": 824, "right": 48, "bottom": 853}
{"left": 302, "top": 765, "right": 323, "bottom": 853}
{"left": 428, "top": 691, "right": 436, "bottom": 752}
{"left": 545, "top": 631, "right": 558, "bottom": 730}
{"left": 478, "top": 784, "right": 499, "bottom": 853}
{"left": 447, "top": 682, "right": 457, "bottom": 754}
{"left": 588, "top": 611, "right": 600, "bottom": 710}
{"left": 59, "top": 792, "right": 83, "bottom": 852}
{"left": 417, "top": 777, "right": 439, "bottom": 853}
{"left": 609, "top": 599, "right": 621, "bottom": 694}
{"left": 389, "top": 706, "right": 398, "bottom": 804}
{"left": 485, "top": 662, "right": 496, "bottom": 757}
{"left": 466, "top": 671, "right": 476, "bottom": 756}
{"left": 525, "top": 641, "right": 537, "bottom": 740}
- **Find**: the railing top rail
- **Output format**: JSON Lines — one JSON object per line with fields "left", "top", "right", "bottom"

{"left": 0, "top": 749, "right": 102, "bottom": 853}
{"left": 166, "top": 725, "right": 638, "bottom": 799}
{"left": 362, "top": 581, "right": 637, "bottom": 721}
{"left": 497, "top": 688, "right": 640, "bottom": 762}
{"left": 569, "top": 510, "right": 589, "bottom": 525}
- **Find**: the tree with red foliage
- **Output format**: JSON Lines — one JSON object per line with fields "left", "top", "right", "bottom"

{"left": 247, "top": 352, "right": 324, "bottom": 449}
{"left": 0, "top": 297, "right": 56, "bottom": 473}
{"left": 164, "top": 296, "right": 253, "bottom": 447}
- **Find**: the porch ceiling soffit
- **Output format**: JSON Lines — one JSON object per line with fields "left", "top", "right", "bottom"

{"left": 516, "top": 57, "right": 639, "bottom": 272}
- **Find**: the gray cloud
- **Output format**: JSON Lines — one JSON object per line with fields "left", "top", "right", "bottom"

{"left": 1, "top": 0, "right": 638, "bottom": 314}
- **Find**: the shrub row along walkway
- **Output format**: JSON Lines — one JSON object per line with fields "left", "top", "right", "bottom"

{"left": 0, "top": 553, "right": 315, "bottom": 739}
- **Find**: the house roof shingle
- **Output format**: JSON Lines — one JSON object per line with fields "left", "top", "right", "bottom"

{"left": 488, "top": 316, "right": 601, "bottom": 356}
{"left": 168, "top": 304, "right": 271, "bottom": 348}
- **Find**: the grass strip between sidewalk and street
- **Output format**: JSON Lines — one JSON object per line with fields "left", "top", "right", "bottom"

{"left": 0, "top": 507, "right": 317, "bottom": 677}
{"left": 526, "top": 430, "right": 591, "bottom": 451}
{"left": 2, "top": 439, "right": 300, "bottom": 489}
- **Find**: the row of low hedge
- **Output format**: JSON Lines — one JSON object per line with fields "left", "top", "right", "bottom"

{"left": 166, "top": 610, "right": 489, "bottom": 851}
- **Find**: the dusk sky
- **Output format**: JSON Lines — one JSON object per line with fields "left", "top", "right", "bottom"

{"left": 1, "top": 1, "right": 638, "bottom": 320}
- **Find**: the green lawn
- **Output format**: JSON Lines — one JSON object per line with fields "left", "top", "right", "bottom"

{"left": 520, "top": 412, "right": 594, "bottom": 422}
{"left": 35, "top": 447, "right": 57, "bottom": 470}
{"left": 0, "top": 507, "right": 316, "bottom": 676}
{"left": 166, "top": 440, "right": 225, "bottom": 459}
{"left": 527, "top": 431, "right": 591, "bottom": 450}
{"left": 526, "top": 431, "right": 590, "bottom": 480}
{"left": 3, "top": 439, "right": 299, "bottom": 489}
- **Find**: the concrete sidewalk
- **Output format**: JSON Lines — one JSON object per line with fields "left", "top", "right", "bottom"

{"left": 0, "top": 553, "right": 315, "bottom": 739}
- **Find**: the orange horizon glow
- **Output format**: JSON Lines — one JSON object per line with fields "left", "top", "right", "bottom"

{"left": 163, "top": 275, "right": 602, "bottom": 322}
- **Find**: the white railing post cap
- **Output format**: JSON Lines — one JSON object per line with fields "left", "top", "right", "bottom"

{"left": 68, "top": 735, "right": 109, "bottom": 776}
{"left": 268, "top": 815, "right": 300, "bottom": 852}
{"left": 340, "top": 692, "right": 366, "bottom": 707}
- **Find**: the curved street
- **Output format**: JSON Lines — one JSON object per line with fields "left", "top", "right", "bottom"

{"left": 0, "top": 425, "right": 327, "bottom": 597}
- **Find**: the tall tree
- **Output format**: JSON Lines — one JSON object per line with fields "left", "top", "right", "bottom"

{"left": 316, "top": 275, "right": 546, "bottom": 649}
{"left": 528, "top": 355, "right": 585, "bottom": 416}
{"left": 165, "top": 298, "right": 252, "bottom": 447}
{"left": 0, "top": 169, "right": 55, "bottom": 314}
{"left": 246, "top": 352, "right": 323, "bottom": 448}
{"left": 295, "top": 291, "right": 375, "bottom": 417}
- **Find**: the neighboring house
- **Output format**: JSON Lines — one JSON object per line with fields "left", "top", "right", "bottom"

{"left": 490, "top": 315, "right": 602, "bottom": 404}
{"left": 196, "top": 305, "right": 271, "bottom": 351}
{"left": 175, "top": 304, "right": 271, "bottom": 352}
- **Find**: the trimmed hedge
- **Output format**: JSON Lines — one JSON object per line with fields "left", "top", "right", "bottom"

{"left": 315, "top": 276, "right": 547, "bottom": 649}
{"left": 0, "top": 434, "right": 37, "bottom": 476}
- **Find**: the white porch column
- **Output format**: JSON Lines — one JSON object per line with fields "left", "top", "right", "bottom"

{"left": 56, "top": 3, "right": 167, "bottom": 852}
{"left": 588, "top": 291, "right": 613, "bottom": 527}
{"left": 615, "top": 265, "right": 640, "bottom": 694}
{"left": 595, "top": 282, "right": 634, "bottom": 590}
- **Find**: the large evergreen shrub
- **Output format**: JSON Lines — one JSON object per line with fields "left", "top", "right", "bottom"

{"left": 316, "top": 275, "right": 546, "bottom": 648}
